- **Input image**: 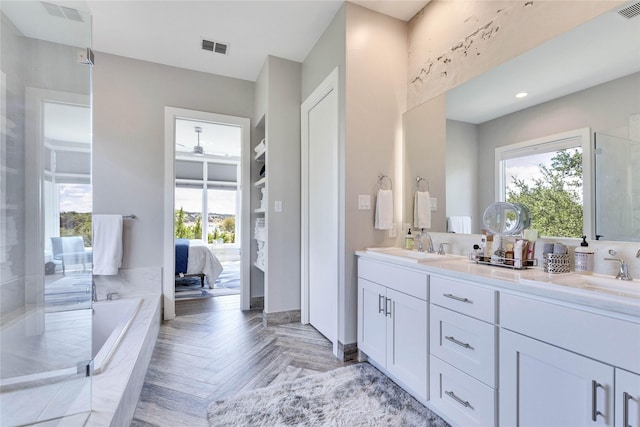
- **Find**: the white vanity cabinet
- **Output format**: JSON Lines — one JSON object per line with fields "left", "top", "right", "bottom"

{"left": 500, "top": 293, "right": 640, "bottom": 427}
{"left": 357, "top": 258, "right": 428, "bottom": 402}
{"left": 615, "top": 369, "right": 640, "bottom": 427}
{"left": 429, "top": 275, "right": 498, "bottom": 427}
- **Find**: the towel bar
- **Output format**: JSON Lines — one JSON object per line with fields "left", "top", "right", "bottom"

{"left": 377, "top": 174, "right": 392, "bottom": 191}
{"left": 416, "top": 176, "right": 429, "bottom": 192}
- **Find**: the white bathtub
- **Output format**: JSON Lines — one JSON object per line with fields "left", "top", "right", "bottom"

{"left": 92, "top": 298, "right": 142, "bottom": 374}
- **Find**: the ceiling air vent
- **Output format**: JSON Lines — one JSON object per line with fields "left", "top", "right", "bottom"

{"left": 617, "top": 2, "right": 640, "bottom": 19}
{"left": 201, "top": 39, "right": 229, "bottom": 55}
{"left": 41, "top": 2, "right": 84, "bottom": 22}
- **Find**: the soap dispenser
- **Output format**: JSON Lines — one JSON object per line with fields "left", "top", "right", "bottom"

{"left": 574, "top": 236, "right": 594, "bottom": 274}
{"left": 405, "top": 229, "right": 414, "bottom": 250}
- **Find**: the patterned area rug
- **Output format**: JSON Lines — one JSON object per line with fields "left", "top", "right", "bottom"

{"left": 207, "top": 363, "right": 450, "bottom": 427}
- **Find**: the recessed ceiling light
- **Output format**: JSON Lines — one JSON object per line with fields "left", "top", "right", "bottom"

{"left": 515, "top": 92, "right": 528, "bottom": 98}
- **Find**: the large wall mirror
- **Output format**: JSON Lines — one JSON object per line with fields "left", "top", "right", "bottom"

{"left": 406, "top": 6, "right": 640, "bottom": 242}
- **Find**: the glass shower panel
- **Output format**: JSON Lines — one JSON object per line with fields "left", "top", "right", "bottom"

{"left": 0, "top": 1, "right": 93, "bottom": 425}
{"left": 594, "top": 132, "right": 640, "bottom": 242}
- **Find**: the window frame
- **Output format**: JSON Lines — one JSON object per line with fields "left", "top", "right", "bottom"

{"left": 494, "top": 127, "right": 593, "bottom": 238}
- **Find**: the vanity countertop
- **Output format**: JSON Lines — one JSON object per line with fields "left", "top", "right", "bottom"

{"left": 356, "top": 248, "right": 640, "bottom": 319}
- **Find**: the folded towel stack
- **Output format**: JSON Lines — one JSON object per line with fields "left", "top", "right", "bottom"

{"left": 447, "top": 216, "right": 471, "bottom": 233}
{"left": 254, "top": 138, "right": 266, "bottom": 154}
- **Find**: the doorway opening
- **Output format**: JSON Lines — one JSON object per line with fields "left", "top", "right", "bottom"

{"left": 164, "top": 108, "right": 250, "bottom": 319}
{"left": 174, "top": 119, "right": 241, "bottom": 298}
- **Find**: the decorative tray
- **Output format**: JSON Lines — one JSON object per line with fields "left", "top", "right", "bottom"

{"left": 473, "top": 255, "right": 538, "bottom": 270}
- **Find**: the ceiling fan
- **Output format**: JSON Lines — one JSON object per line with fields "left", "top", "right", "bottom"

{"left": 177, "top": 126, "right": 205, "bottom": 155}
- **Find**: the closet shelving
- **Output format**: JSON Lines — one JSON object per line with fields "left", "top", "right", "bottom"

{"left": 253, "top": 136, "right": 266, "bottom": 272}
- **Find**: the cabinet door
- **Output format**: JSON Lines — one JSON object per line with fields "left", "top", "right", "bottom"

{"left": 357, "top": 278, "right": 386, "bottom": 364}
{"left": 616, "top": 369, "right": 640, "bottom": 427}
{"left": 500, "top": 329, "right": 614, "bottom": 427}
{"left": 386, "top": 288, "right": 428, "bottom": 401}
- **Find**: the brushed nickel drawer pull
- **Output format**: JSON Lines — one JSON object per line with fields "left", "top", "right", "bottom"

{"left": 385, "top": 298, "right": 392, "bottom": 317}
{"left": 445, "top": 390, "right": 471, "bottom": 408}
{"left": 591, "top": 380, "right": 603, "bottom": 421}
{"left": 445, "top": 335, "right": 472, "bottom": 349}
{"left": 443, "top": 293, "right": 472, "bottom": 303}
{"left": 378, "top": 294, "right": 385, "bottom": 314}
{"left": 623, "top": 391, "right": 631, "bottom": 427}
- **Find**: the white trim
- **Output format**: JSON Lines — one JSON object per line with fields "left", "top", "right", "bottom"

{"left": 494, "top": 127, "right": 592, "bottom": 237}
{"left": 164, "top": 107, "right": 251, "bottom": 319}
{"left": 301, "top": 67, "right": 339, "bottom": 357}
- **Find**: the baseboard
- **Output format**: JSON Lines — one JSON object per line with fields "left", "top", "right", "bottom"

{"left": 262, "top": 309, "right": 301, "bottom": 326}
{"left": 250, "top": 296, "right": 264, "bottom": 311}
{"left": 337, "top": 342, "right": 359, "bottom": 363}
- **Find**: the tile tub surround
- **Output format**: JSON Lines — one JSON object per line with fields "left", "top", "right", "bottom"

{"left": 88, "top": 267, "right": 162, "bottom": 425}
{"left": 87, "top": 293, "right": 161, "bottom": 426}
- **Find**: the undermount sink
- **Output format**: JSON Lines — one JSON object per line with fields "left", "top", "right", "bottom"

{"left": 551, "top": 274, "right": 640, "bottom": 297}
{"left": 365, "top": 247, "right": 462, "bottom": 263}
{"left": 520, "top": 274, "right": 640, "bottom": 300}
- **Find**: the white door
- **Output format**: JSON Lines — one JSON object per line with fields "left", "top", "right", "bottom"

{"left": 302, "top": 69, "right": 339, "bottom": 346}
{"left": 500, "top": 329, "right": 614, "bottom": 427}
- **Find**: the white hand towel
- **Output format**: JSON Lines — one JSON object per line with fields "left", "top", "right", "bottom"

{"left": 414, "top": 191, "right": 432, "bottom": 229}
{"left": 374, "top": 189, "right": 393, "bottom": 230}
{"left": 92, "top": 214, "right": 123, "bottom": 275}
{"left": 447, "top": 216, "right": 471, "bottom": 233}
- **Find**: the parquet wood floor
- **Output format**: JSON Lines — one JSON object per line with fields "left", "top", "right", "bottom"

{"left": 131, "top": 295, "right": 353, "bottom": 426}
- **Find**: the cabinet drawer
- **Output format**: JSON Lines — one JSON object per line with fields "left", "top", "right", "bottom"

{"left": 430, "top": 304, "right": 497, "bottom": 388}
{"left": 501, "top": 293, "right": 640, "bottom": 374}
{"left": 358, "top": 258, "right": 428, "bottom": 300}
{"left": 430, "top": 355, "right": 496, "bottom": 427}
{"left": 430, "top": 276, "right": 497, "bottom": 323}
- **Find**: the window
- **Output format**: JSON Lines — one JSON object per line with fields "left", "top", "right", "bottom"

{"left": 174, "top": 119, "right": 240, "bottom": 244}
{"left": 495, "top": 129, "right": 592, "bottom": 238}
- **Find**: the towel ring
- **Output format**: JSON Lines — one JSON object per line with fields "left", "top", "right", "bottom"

{"left": 377, "top": 174, "right": 392, "bottom": 191}
{"left": 416, "top": 176, "right": 429, "bottom": 192}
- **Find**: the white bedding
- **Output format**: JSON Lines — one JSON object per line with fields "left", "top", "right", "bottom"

{"left": 186, "top": 240, "right": 223, "bottom": 288}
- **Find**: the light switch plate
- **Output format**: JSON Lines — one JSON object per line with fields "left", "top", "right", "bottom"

{"left": 358, "top": 195, "right": 371, "bottom": 210}
{"left": 430, "top": 197, "right": 437, "bottom": 211}
{"left": 274, "top": 200, "right": 282, "bottom": 212}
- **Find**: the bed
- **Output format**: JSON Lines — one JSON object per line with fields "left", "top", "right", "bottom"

{"left": 175, "top": 239, "right": 224, "bottom": 288}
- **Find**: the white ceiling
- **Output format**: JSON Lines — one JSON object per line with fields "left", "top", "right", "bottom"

{"left": 87, "top": 0, "right": 430, "bottom": 82}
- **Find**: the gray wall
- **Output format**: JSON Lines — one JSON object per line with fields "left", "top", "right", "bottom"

{"left": 476, "top": 72, "right": 640, "bottom": 222}
{"left": 93, "top": 53, "right": 254, "bottom": 273}
{"left": 301, "top": 3, "right": 408, "bottom": 345}
{"left": 446, "top": 119, "right": 479, "bottom": 231}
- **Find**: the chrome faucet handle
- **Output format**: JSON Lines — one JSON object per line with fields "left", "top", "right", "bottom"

{"left": 438, "top": 243, "right": 450, "bottom": 255}
{"left": 91, "top": 281, "right": 98, "bottom": 303}
{"left": 604, "top": 258, "right": 633, "bottom": 281}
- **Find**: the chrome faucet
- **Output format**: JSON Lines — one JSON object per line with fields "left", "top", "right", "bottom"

{"left": 92, "top": 281, "right": 98, "bottom": 303}
{"left": 437, "top": 243, "right": 450, "bottom": 255}
{"left": 604, "top": 258, "right": 633, "bottom": 281}
{"left": 416, "top": 230, "right": 435, "bottom": 253}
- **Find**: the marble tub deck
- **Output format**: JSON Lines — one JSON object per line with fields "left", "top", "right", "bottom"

{"left": 87, "top": 293, "right": 161, "bottom": 426}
